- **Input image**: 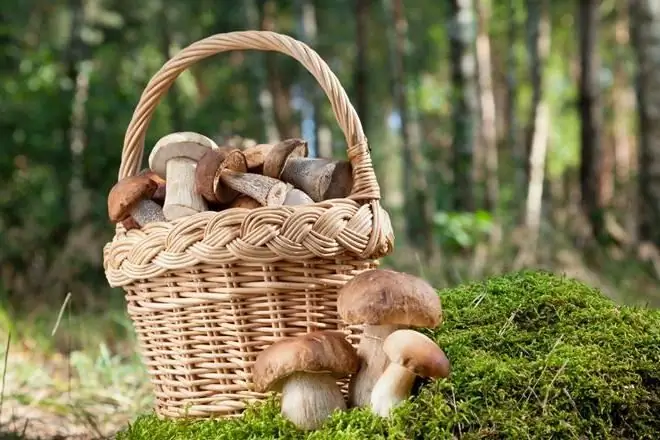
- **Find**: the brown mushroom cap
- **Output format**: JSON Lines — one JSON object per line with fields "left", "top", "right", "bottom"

{"left": 263, "top": 138, "right": 309, "bottom": 179}
{"left": 138, "top": 168, "right": 166, "bottom": 202}
{"left": 194, "top": 148, "right": 246, "bottom": 203}
{"left": 383, "top": 329, "right": 450, "bottom": 379}
{"left": 337, "top": 269, "right": 442, "bottom": 327}
{"left": 243, "top": 143, "right": 275, "bottom": 171}
{"left": 148, "top": 131, "right": 217, "bottom": 177}
{"left": 107, "top": 175, "right": 158, "bottom": 223}
{"left": 252, "top": 331, "right": 359, "bottom": 393}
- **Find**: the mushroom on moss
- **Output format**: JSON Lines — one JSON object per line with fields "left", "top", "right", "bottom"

{"left": 337, "top": 269, "right": 442, "bottom": 408}
{"left": 252, "top": 331, "right": 359, "bottom": 431}
{"left": 370, "top": 329, "right": 450, "bottom": 417}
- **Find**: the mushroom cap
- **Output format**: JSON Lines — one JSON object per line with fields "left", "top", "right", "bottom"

{"left": 107, "top": 175, "right": 158, "bottom": 222}
{"left": 337, "top": 269, "right": 442, "bottom": 327}
{"left": 263, "top": 138, "right": 308, "bottom": 179}
{"left": 194, "top": 148, "right": 246, "bottom": 203}
{"left": 243, "top": 143, "right": 275, "bottom": 170}
{"left": 383, "top": 329, "right": 450, "bottom": 379}
{"left": 148, "top": 131, "right": 218, "bottom": 177}
{"left": 252, "top": 331, "right": 359, "bottom": 393}
{"left": 138, "top": 168, "right": 166, "bottom": 202}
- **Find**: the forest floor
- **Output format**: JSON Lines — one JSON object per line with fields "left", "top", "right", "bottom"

{"left": 1, "top": 235, "right": 659, "bottom": 439}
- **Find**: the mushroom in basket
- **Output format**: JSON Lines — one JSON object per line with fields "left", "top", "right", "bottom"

{"left": 337, "top": 269, "right": 443, "bottom": 408}
{"left": 252, "top": 331, "right": 359, "bottom": 431}
{"left": 370, "top": 329, "right": 450, "bottom": 417}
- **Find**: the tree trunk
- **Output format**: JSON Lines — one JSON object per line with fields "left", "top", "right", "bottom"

{"left": 523, "top": 0, "right": 551, "bottom": 252}
{"left": 386, "top": 0, "right": 435, "bottom": 258}
{"left": 507, "top": 0, "right": 522, "bottom": 200}
{"left": 475, "top": 0, "right": 499, "bottom": 213}
{"left": 259, "top": 0, "right": 299, "bottom": 140}
{"left": 246, "top": 0, "right": 279, "bottom": 143}
{"left": 355, "top": 0, "right": 370, "bottom": 133}
{"left": 449, "top": 0, "right": 477, "bottom": 212}
{"left": 630, "top": 0, "right": 660, "bottom": 246}
{"left": 578, "top": 0, "right": 606, "bottom": 241}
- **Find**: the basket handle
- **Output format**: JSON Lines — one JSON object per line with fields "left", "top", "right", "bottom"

{"left": 117, "top": 30, "right": 380, "bottom": 202}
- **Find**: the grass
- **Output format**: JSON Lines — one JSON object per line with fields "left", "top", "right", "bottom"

{"left": 116, "top": 270, "right": 660, "bottom": 440}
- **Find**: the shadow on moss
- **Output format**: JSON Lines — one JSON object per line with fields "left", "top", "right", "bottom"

{"left": 117, "top": 270, "right": 660, "bottom": 440}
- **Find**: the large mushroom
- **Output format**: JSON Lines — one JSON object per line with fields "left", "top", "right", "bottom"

{"left": 337, "top": 269, "right": 442, "bottom": 408}
{"left": 148, "top": 131, "right": 217, "bottom": 220}
{"left": 370, "top": 329, "right": 450, "bottom": 417}
{"left": 107, "top": 174, "right": 166, "bottom": 228}
{"left": 252, "top": 331, "right": 359, "bottom": 431}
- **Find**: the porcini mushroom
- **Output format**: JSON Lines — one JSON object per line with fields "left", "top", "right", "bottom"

{"left": 337, "top": 269, "right": 442, "bottom": 408}
{"left": 137, "top": 168, "right": 166, "bottom": 204}
{"left": 283, "top": 184, "right": 314, "bottom": 205}
{"left": 242, "top": 143, "right": 276, "bottom": 173}
{"left": 194, "top": 148, "right": 247, "bottom": 204}
{"left": 108, "top": 174, "right": 166, "bottom": 228}
{"left": 148, "top": 131, "right": 217, "bottom": 220}
{"left": 195, "top": 149, "right": 304, "bottom": 207}
{"left": 252, "top": 331, "right": 359, "bottom": 431}
{"left": 370, "top": 329, "right": 450, "bottom": 417}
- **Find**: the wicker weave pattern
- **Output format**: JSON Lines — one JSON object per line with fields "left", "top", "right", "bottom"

{"left": 103, "top": 30, "right": 394, "bottom": 418}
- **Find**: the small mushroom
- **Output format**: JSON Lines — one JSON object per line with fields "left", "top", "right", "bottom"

{"left": 148, "top": 131, "right": 217, "bottom": 220}
{"left": 108, "top": 174, "right": 166, "bottom": 229}
{"left": 195, "top": 148, "right": 247, "bottom": 204}
{"left": 370, "top": 329, "right": 450, "bottom": 417}
{"left": 283, "top": 183, "right": 314, "bottom": 205}
{"left": 262, "top": 138, "right": 353, "bottom": 202}
{"left": 137, "top": 168, "right": 166, "bottom": 204}
{"left": 337, "top": 269, "right": 442, "bottom": 408}
{"left": 252, "top": 331, "right": 360, "bottom": 431}
{"left": 195, "top": 149, "right": 289, "bottom": 207}
{"left": 242, "top": 143, "right": 276, "bottom": 173}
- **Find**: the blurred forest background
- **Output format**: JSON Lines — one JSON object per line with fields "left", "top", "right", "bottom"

{"left": 1, "top": 0, "right": 660, "bottom": 438}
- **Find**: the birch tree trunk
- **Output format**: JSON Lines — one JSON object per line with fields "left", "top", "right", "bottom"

{"left": 475, "top": 0, "right": 499, "bottom": 213}
{"left": 523, "top": 0, "right": 551, "bottom": 253}
{"left": 386, "top": 0, "right": 435, "bottom": 257}
{"left": 630, "top": 0, "right": 660, "bottom": 246}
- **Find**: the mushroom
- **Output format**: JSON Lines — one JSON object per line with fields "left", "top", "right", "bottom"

{"left": 337, "top": 269, "right": 442, "bottom": 408}
{"left": 194, "top": 148, "right": 247, "bottom": 204}
{"left": 107, "top": 174, "right": 166, "bottom": 229}
{"left": 195, "top": 148, "right": 287, "bottom": 206}
{"left": 148, "top": 131, "right": 217, "bottom": 220}
{"left": 252, "top": 331, "right": 359, "bottom": 431}
{"left": 242, "top": 143, "right": 276, "bottom": 173}
{"left": 260, "top": 138, "right": 352, "bottom": 202}
{"left": 370, "top": 329, "right": 450, "bottom": 417}
{"left": 137, "top": 168, "right": 166, "bottom": 204}
{"left": 283, "top": 183, "right": 314, "bottom": 205}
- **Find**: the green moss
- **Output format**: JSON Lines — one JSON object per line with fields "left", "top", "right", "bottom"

{"left": 117, "top": 271, "right": 660, "bottom": 440}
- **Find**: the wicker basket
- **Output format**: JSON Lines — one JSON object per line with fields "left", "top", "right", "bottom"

{"left": 102, "top": 30, "right": 394, "bottom": 419}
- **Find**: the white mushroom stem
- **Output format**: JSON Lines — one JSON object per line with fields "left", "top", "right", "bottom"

{"left": 347, "top": 324, "right": 403, "bottom": 408}
{"left": 162, "top": 158, "right": 208, "bottom": 220}
{"left": 280, "top": 372, "right": 346, "bottom": 431}
{"left": 370, "top": 362, "right": 416, "bottom": 417}
{"left": 131, "top": 199, "right": 166, "bottom": 226}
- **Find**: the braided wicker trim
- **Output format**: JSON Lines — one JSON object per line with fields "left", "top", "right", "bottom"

{"left": 104, "top": 200, "right": 394, "bottom": 287}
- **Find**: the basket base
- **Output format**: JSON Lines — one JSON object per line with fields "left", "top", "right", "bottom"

{"left": 124, "top": 258, "right": 376, "bottom": 419}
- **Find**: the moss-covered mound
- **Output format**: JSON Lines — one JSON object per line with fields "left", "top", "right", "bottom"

{"left": 118, "top": 271, "right": 660, "bottom": 440}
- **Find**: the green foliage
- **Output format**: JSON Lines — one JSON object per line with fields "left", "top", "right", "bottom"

{"left": 433, "top": 210, "right": 493, "bottom": 250}
{"left": 117, "top": 271, "right": 660, "bottom": 440}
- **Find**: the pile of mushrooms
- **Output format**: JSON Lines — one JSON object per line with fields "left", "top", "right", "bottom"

{"left": 252, "top": 268, "right": 451, "bottom": 431}
{"left": 107, "top": 132, "right": 355, "bottom": 229}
